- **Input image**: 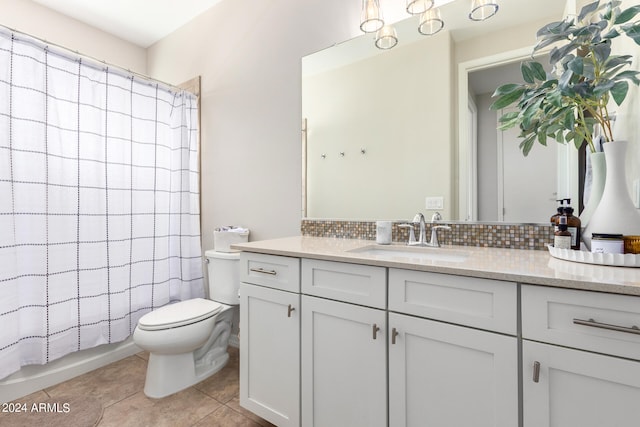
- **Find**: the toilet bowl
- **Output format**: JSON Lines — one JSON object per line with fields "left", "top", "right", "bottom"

{"left": 133, "top": 250, "right": 240, "bottom": 398}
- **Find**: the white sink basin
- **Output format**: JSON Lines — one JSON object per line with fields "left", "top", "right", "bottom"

{"left": 348, "top": 245, "right": 469, "bottom": 263}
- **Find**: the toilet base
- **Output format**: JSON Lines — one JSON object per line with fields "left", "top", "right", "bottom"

{"left": 143, "top": 350, "right": 230, "bottom": 399}
{"left": 140, "top": 307, "right": 235, "bottom": 399}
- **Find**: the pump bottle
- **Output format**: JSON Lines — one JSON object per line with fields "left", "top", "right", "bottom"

{"left": 563, "top": 198, "right": 581, "bottom": 250}
{"left": 550, "top": 199, "right": 564, "bottom": 230}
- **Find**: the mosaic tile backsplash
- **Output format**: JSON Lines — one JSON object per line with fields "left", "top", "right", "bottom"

{"left": 301, "top": 219, "right": 555, "bottom": 250}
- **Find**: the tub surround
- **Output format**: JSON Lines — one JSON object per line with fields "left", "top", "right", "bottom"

{"left": 301, "top": 219, "right": 554, "bottom": 250}
{"left": 234, "top": 236, "right": 640, "bottom": 296}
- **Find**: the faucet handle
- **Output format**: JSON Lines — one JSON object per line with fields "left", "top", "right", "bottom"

{"left": 398, "top": 223, "right": 416, "bottom": 245}
{"left": 432, "top": 225, "right": 451, "bottom": 231}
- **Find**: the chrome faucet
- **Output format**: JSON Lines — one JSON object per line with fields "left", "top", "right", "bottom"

{"left": 399, "top": 212, "right": 451, "bottom": 247}
{"left": 412, "top": 213, "right": 427, "bottom": 245}
{"left": 427, "top": 225, "right": 451, "bottom": 247}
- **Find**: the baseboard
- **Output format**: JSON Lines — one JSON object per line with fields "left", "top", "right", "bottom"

{"left": 0, "top": 338, "right": 141, "bottom": 403}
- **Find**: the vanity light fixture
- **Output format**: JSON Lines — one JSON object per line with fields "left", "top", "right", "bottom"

{"left": 375, "top": 24, "right": 399, "bottom": 49}
{"left": 360, "top": 0, "right": 384, "bottom": 33}
{"left": 469, "top": 0, "right": 499, "bottom": 21}
{"left": 406, "top": 0, "right": 434, "bottom": 15}
{"left": 367, "top": 0, "right": 498, "bottom": 49}
{"left": 418, "top": 7, "right": 444, "bottom": 35}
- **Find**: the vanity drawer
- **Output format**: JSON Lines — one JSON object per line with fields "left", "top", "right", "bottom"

{"left": 302, "top": 259, "right": 386, "bottom": 309}
{"left": 240, "top": 252, "right": 300, "bottom": 292}
{"left": 522, "top": 285, "right": 640, "bottom": 361}
{"left": 389, "top": 269, "right": 517, "bottom": 335}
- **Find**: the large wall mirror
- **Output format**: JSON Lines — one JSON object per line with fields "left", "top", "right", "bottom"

{"left": 302, "top": 0, "right": 576, "bottom": 223}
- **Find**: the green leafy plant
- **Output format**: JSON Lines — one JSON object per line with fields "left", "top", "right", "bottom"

{"left": 490, "top": 0, "right": 640, "bottom": 156}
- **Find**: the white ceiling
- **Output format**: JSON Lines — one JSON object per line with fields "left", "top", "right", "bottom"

{"left": 33, "top": 0, "right": 568, "bottom": 49}
{"left": 32, "top": 0, "right": 223, "bottom": 48}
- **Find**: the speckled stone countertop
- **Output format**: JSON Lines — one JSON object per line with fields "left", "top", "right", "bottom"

{"left": 233, "top": 236, "right": 640, "bottom": 297}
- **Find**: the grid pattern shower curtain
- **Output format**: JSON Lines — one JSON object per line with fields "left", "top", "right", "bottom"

{"left": 0, "top": 30, "right": 204, "bottom": 380}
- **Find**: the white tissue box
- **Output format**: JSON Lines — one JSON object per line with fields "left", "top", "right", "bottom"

{"left": 214, "top": 228, "right": 249, "bottom": 252}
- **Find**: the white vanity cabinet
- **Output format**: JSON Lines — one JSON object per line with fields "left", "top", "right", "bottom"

{"left": 301, "top": 259, "right": 387, "bottom": 427}
{"left": 521, "top": 285, "right": 640, "bottom": 427}
{"left": 301, "top": 295, "right": 387, "bottom": 427}
{"left": 239, "top": 253, "right": 301, "bottom": 427}
{"left": 238, "top": 241, "right": 640, "bottom": 427}
{"left": 388, "top": 269, "right": 518, "bottom": 427}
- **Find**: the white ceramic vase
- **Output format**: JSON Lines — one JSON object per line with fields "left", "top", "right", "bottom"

{"left": 579, "top": 151, "right": 606, "bottom": 227}
{"left": 583, "top": 141, "right": 640, "bottom": 249}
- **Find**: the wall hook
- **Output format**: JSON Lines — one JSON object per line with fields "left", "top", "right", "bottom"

{"left": 361, "top": 148, "right": 366, "bottom": 155}
{"left": 321, "top": 154, "right": 326, "bottom": 159}
{"left": 339, "top": 152, "right": 345, "bottom": 157}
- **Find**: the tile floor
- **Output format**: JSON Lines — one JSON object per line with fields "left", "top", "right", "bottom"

{"left": 2, "top": 347, "right": 275, "bottom": 427}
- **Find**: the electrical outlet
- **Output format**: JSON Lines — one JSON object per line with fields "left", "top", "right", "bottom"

{"left": 425, "top": 196, "right": 444, "bottom": 210}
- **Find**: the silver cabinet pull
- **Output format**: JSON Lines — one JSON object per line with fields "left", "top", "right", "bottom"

{"left": 249, "top": 267, "right": 277, "bottom": 276}
{"left": 533, "top": 361, "right": 540, "bottom": 383}
{"left": 391, "top": 327, "right": 399, "bottom": 345}
{"left": 287, "top": 304, "right": 295, "bottom": 318}
{"left": 372, "top": 324, "right": 380, "bottom": 340}
{"left": 573, "top": 318, "right": 640, "bottom": 335}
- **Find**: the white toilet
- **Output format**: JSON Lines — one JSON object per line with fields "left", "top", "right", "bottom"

{"left": 133, "top": 250, "right": 240, "bottom": 398}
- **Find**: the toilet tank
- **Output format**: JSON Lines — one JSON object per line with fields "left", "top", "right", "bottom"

{"left": 204, "top": 250, "right": 240, "bottom": 305}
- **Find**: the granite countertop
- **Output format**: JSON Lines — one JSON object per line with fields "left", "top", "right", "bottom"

{"left": 233, "top": 236, "right": 640, "bottom": 297}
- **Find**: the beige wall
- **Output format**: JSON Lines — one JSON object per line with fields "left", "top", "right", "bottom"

{"left": 147, "top": 0, "right": 361, "bottom": 247}
{"left": 0, "top": 0, "right": 146, "bottom": 73}
{"left": 454, "top": 18, "right": 551, "bottom": 65}
{"left": 304, "top": 34, "right": 453, "bottom": 219}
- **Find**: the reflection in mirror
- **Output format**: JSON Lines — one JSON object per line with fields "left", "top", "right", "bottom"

{"left": 465, "top": 53, "right": 579, "bottom": 223}
{"left": 302, "top": 0, "right": 570, "bottom": 222}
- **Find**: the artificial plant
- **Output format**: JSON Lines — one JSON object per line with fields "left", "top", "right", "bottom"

{"left": 490, "top": 0, "right": 640, "bottom": 155}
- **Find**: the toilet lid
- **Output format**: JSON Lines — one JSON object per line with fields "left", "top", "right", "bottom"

{"left": 137, "top": 298, "right": 223, "bottom": 331}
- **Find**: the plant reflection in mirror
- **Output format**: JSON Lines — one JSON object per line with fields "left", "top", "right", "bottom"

{"left": 490, "top": 1, "right": 640, "bottom": 156}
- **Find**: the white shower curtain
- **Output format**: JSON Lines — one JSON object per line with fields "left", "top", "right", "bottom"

{"left": 0, "top": 29, "right": 204, "bottom": 380}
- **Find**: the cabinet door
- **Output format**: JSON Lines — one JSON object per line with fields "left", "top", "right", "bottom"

{"left": 240, "top": 283, "right": 300, "bottom": 427}
{"left": 523, "top": 340, "right": 640, "bottom": 427}
{"left": 388, "top": 312, "right": 517, "bottom": 427}
{"left": 302, "top": 295, "right": 386, "bottom": 427}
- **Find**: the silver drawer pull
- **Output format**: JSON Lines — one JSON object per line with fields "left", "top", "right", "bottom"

{"left": 372, "top": 324, "right": 380, "bottom": 340}
{"left": 391, "top": 327, "right": 399, "bottom": 345}
{"left": 250, "top": 267, "right": 277, "bottom": 276}
{"left": 532, "top": 361, "right": 540, "bottom": 383}
{"left": 573, "top": 318, "right": 640, "bottom": 335}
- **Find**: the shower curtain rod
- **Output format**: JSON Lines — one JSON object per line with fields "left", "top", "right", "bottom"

{"left": 0, "top": 24, "right": 191, "bottom": 95}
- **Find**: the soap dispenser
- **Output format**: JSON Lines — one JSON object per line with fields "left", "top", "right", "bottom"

{"left": 563, "top": 198, "right": 581, "bottom": 250}
{"left": 550, "top": 199, "right": 564, "bottom": 230}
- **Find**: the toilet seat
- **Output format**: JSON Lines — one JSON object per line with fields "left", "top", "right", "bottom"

{"left": 137, "top": 298, "right": 223, "bottom": 331}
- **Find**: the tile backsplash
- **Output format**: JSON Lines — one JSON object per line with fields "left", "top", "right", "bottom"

{"left": 301, "top": 219, "right": 554, "bottom": 250}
